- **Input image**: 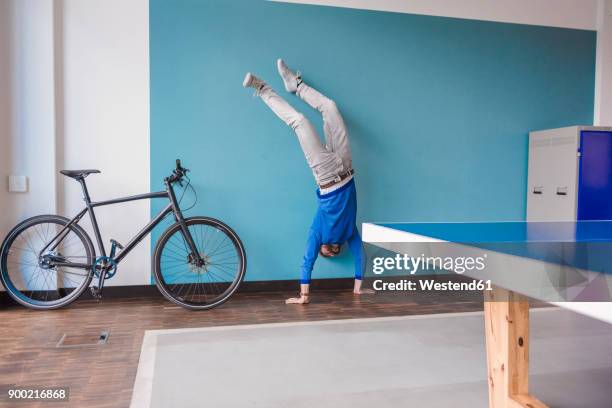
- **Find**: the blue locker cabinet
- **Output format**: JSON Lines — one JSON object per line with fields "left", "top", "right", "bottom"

{"left": 527, "top": 126, "right": 612, "bottom": 221}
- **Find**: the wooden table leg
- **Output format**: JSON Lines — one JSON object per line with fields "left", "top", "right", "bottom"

{"left": 484, "top": 287, "right": 548, "bottom": 408}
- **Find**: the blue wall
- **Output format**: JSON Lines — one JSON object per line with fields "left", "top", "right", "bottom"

{"left": 150, "top": 0, "right": 596, "bottom": 281}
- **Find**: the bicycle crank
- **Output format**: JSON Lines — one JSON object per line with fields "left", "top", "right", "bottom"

{"left": 93, "top": 256, "right": 118, "bottom": 279}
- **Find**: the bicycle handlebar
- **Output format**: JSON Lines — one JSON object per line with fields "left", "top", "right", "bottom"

{"left": 176, "top": 159, "right": 184, "bottom": 172}
{"left": 166, "top": 159, "right": 189, "bottom": 185}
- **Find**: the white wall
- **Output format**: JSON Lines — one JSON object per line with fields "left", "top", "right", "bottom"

{"left": 0, "top": 0, "right": 149, "bottom": 288}
{"left": 273, "top": 0, "right": 599, "bottom": 30}
{"left": 0, "top": 0, "right": 13, "bottom": 237}
{"left": 61, "top": 0, "right": 150, "bottom": 286}
{"left": 595, "top": 0, "right": 612, "bottom": 125}
{"left": 0, "top": 0, "right": 57, "bottom": 234}
{"left": 1, "top": 0, "right": 610, "bottom": 288}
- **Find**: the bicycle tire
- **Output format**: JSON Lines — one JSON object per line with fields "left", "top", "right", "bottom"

{"left": 153, "top": 216, "right": 246, "bottom": 310}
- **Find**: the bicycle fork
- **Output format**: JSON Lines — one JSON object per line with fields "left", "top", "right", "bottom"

{"left": 167, "top": 183, "right": 204, "bottom": 266}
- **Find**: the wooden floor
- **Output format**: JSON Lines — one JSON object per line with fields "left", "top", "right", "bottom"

{"left": 0, "top": 288, "right": 484, "bottom": 408}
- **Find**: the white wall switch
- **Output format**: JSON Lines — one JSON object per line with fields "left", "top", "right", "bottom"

{"left": 8, "top": 175, "right": 28, "bottom": 193}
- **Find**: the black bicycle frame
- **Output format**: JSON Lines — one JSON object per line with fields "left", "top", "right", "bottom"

{"left": 41, "top": 177, "right": 202, "bottom": 283}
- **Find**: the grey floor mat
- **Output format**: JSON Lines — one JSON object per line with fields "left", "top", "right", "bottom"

{"left": 131, "top": 309, "right": 612, "bottom": 408}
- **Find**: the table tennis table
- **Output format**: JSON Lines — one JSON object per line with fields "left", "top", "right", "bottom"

{"left": 362, "top": 221, "right": 612, "bottom": 408}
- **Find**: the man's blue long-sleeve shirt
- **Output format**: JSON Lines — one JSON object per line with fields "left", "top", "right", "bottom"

{"left": 300, "top": 179, "right": 365, "bottom": 283}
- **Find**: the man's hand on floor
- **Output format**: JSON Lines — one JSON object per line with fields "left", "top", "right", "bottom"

{"left": 353, "top": 288, "right": 375, "bottom": 295}
{"left": 286, "top": 296, "right": 310, "bottom": 304}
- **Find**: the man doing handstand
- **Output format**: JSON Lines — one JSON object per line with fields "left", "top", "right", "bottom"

{"left": 243, "top": 59, "right": 369, "bottom": 304}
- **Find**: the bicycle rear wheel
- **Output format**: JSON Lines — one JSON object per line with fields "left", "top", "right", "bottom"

{"left": 153, "top": 217, "right": 246, "bottom": 310}
{"left": 0, "top": 215, "right": 94, "bottom": 309}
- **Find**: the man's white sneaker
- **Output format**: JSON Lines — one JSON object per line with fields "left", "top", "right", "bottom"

{"left": 242, "top": 72, "right": 267, "bottom": 94}
{"left": 277, "top": 59, "right": 301, "bottom": 93}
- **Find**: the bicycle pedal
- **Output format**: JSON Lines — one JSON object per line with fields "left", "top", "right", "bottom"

{"left": 90, "top": 286, "right": 102, "bottom": 300}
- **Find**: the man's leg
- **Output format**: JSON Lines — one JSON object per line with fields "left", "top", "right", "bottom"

{"left": 277, "top": 60, "right": 352, "bottom": 169}
{"left": 244, "top": 73, "right": 331, "bottom": 173}
{"left": 297, "top": 83, "right": 351, "bottom": 168}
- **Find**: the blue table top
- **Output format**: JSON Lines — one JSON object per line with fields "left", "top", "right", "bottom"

{"left": 374, "top": 221, "right": 612, "bottom": 275}
{"left": 377, "top": 221, "right": 612, "bottom": 243}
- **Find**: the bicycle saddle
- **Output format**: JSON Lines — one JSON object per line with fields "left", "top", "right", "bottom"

{"left": 60, "top": 169, "right": 101, "bottom": 179}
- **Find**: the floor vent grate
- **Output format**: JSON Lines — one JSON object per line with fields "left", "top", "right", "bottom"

{"left": 56, "top": 330, "right": 110, "bottom": 348}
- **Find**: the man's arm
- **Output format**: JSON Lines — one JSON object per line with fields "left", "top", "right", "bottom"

{"left": 300, "top": 226, "right": 322, "bottom": 284}
{"left": 347, "top": 225, "right": 365, "bottom": 281}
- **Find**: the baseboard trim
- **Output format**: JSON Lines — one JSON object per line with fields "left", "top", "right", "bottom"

{"left": 0, "top": 274, "right": 473, "bottom": 305}
{"left": 0, "top": 277, "right": 358, "bottom": 305}
{"left": 89, "top": 277, "right": 359, "bottom": 299}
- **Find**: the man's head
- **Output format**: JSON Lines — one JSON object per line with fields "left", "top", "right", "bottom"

{"left": 320, "top": 244, "right": 341, "bottom": 257}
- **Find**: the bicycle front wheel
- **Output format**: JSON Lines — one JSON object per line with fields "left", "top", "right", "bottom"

{"left": 153, "top": 217, "right": 246, "bottom": 310}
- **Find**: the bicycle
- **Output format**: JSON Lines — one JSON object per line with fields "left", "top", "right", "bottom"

{"left": 0, "top": 160, "right": 246, "bottom": 310}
